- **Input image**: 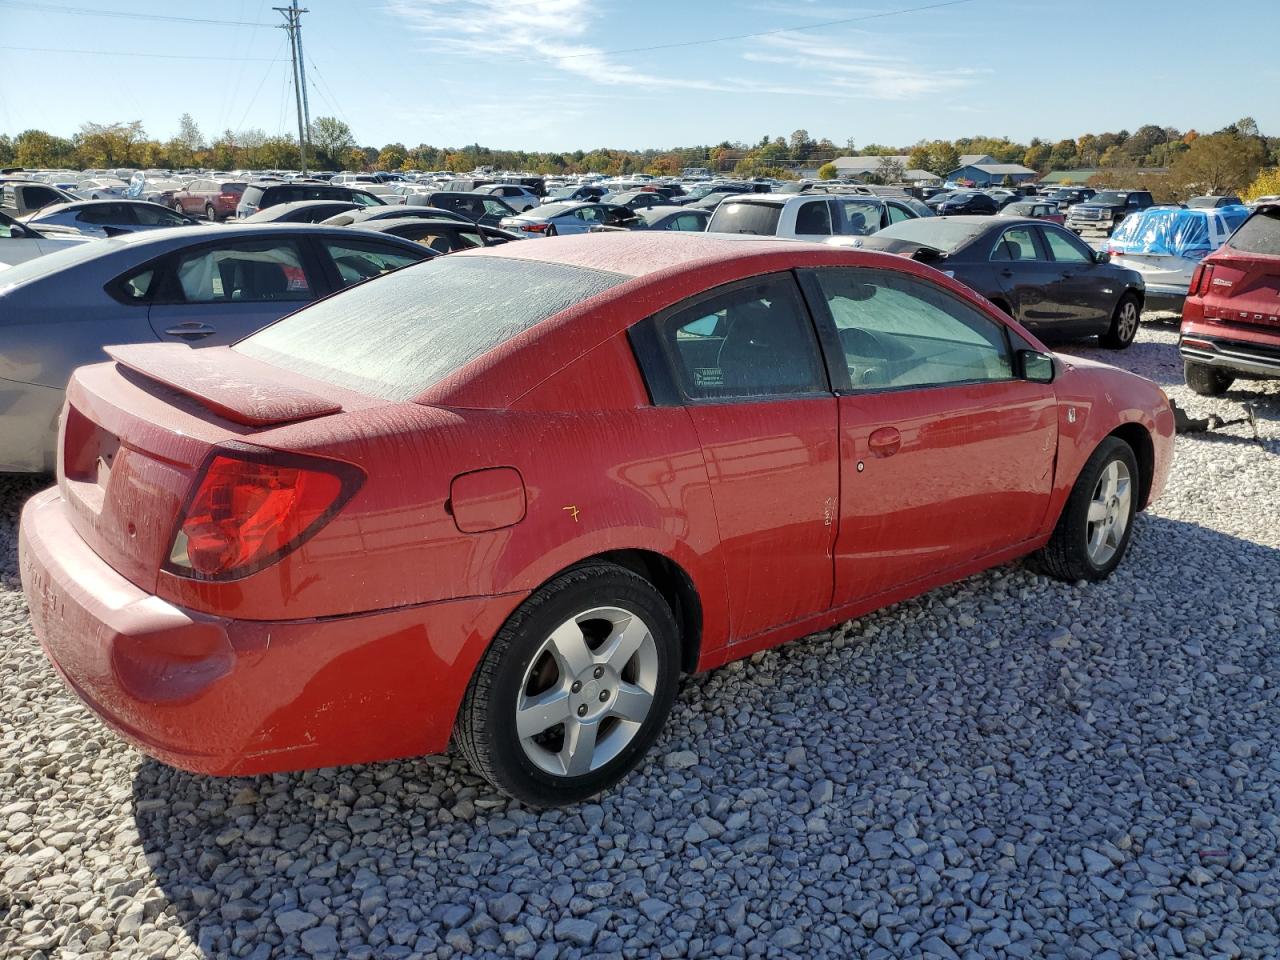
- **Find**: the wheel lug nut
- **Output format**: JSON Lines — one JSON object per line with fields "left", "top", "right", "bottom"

{"left": 593, "top": 666, "right": 604, "bottom": 679}
{"left": 577, "top": 704, "right": 588, "bottom": 717}
{"left": 599, "top": 690, "right": 610, "bottom": 702}
{"left": 571, "top": 681, "right": 582, "bottom": 693}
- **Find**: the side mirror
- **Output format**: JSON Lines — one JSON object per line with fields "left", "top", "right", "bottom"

{"left": 1018, "top": 349, "right": 1055, "bottom": 384}
{"left": 1094, "top": 249, "right": 1110, "bottom": 263}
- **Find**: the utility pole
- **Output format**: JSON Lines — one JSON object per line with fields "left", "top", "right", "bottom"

{"left": 275, "top": 3, "right": 309, "bottom": 174}
{"left": 293, "top": 0, "right": 312, "bottom": 154}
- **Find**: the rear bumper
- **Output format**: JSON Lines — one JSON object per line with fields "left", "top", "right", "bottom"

{"left": 1179, "top": 331, "right": 1280, "bottom": 380}
{"left": 1143, "top": 288, "right": 1187, "bottom": 313}
{"left": 19, "top": 488, "right": 526, "bottom": 775}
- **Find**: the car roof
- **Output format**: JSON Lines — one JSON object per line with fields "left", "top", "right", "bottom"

{"left": 454, "top": 230, "right": 833, "bottom": 279}
{"left": 358, "top": 217, "right": 471, "bottom": 231}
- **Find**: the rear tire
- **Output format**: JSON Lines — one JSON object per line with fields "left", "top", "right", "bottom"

{"left": 544, "top": 223, "right": 557, "bottom": 237}
{"left": 457, "top": 563, "right": 681, "bottom": 807}
{"left": 1100, "top": 293, "right": 1140, "bottom": 349}
{"left": 1030, "top": 437, "right": 1139, "bottom": 582}
{"left": 1184, "top": 361, "right": 1233, "bottom": 396}
{"left": 205, "top": 204, "right": 219, "bottom": 223}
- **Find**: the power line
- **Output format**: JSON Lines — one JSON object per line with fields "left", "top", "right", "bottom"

{"left": 513, "top": 0, "right": 977, "bottom": 62}
{"left": 0, "top": 44, "right": 283, "bottom": 61}
{"left": 0, "top": 0, "right": 273, "bottom": 27}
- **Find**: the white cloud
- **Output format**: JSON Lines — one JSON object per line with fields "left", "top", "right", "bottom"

{"left": 383, "top": 0, "right": 977, "bottom": 102}
{"left": 744, "top": 31, "right": 979, "bottom": 100}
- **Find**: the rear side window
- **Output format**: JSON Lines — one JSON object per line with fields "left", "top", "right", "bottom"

{"left": 659, "top": 275, "right": 827, "bottom": 401}
{"left": 1227, "top": 209, "right": 1280, "bottom": 256}
{"left": 320, "top": 237, "right": 426, "bottom": 288}
{"left": 237, "top": 257, "right": 627, "bottom": 401}
{"left": 708, "top": 201, "right": 781, "bottom": 235}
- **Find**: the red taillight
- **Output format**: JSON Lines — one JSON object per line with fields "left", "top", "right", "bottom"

{"left": 523, "top": 223, "right": 548, "bottom": 233}
{"left": 219, "top": 192, "right": 238, "bottom": 200}
{"left": 166, "top": 448, "right": 363, "bottom": 581}
{"left": 1190, "top": 263, "right": 1216, "bottom": 296}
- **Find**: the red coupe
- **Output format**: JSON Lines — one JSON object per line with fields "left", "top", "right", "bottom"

{"left": 19, "top": 233, "right": 1174, "bottom": 806}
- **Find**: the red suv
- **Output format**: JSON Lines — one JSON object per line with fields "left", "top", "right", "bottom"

{"left": 171, "top": 179, "right": 246, "bottom": 222}
{"left": 1180, "top": 203, "right": 1280, "bottom": 395}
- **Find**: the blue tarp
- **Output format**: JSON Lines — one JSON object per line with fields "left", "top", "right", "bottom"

{"left": 1108, "top": 205, "right": 1251, "bottom": 259}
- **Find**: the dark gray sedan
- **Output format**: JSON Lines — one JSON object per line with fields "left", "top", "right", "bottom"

{"left": 0, "top": 224, "right": 432, "bottom": 472}
{"left": 855, "top": 216, "right": 1145, "bottom": 348}
{"left": 589, "top": 205, "right": 709, "bottom": 232}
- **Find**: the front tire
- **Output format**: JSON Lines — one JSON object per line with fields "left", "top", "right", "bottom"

{"left": 1100, "top": 293, "right": 1140, "bottom": 349}
{"left": 1184, "top": 361, "right": 1233, "bottom": 396}
{"left": 1031, "top": 437, "right": 1139, "bottom": 582}
{"left": 457, "top": 563, "right": 681, "bottom": 806}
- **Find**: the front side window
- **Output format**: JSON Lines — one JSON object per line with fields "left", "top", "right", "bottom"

{"left": 134, "top": 205, "right": 187, "bottom": 226}
{"left": 672, "top": 214, "right": 703, "bottom": 231}
{"left": 481, "top": 199, "right": 510, "bottom": 217}
{"left": 661, "top": 275, "right": 827, "bottom": 401}
{"left": 170, "top": 239, "right": 312, "bottom": 303}
{"left": 886, "top": 202, "right": 913, "bottom": 224}
{"left": 321, "top": 238, "right": 424, "bottom": 288}
{"left": 808, "top": 267, "right": 1012, "bottom": 391}
{"left": 1042, "top": 227, "right": 1091, "bottom": 263}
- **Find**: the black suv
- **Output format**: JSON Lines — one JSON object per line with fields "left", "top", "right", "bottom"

{"left": 235, "top": 182, "right": 383, "bottom": 219}
{"left": 1066, "top": 190, "right": 1154, "bottom": 235}
{"left": 421, "top": 192, "right": 518, "bottom": 227}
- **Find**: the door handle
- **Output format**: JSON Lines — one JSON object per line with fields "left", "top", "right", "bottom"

{"left": 1000, "top": 268, "right": 1014, "bottom": 278}
{"left": 868, "top": 426, "right": 902, "bottom": 458}
{"left": 163, "top": 322, "right": 216, "bottom": 341}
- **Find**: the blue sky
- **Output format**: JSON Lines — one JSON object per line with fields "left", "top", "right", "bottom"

{"left": 3, "top": 0, "right": 1277, "bottom": 152}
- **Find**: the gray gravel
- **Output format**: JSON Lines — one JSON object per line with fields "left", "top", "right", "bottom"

{"left": 3, "top": 319, "right": 1280, "bottom": 960}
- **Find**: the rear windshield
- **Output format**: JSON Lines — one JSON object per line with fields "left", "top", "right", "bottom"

{"left": 1092, "top": 192, "right": 1127, "bottom": 205}
{"left": 873, "top": 218, "right": 988, "bottom": 253}
{"left": 236, "top": 256, "right": 627, "bottom": 401}
{"left": 709, "top": 201, "right": 782, "bottom": 235}
{"left": 1226, "top": 209, "right": 1280, "bottom": 256}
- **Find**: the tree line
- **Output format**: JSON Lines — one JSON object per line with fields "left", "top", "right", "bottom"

{"left": 2, "top": 115, "right": 1275, "bottom": 198}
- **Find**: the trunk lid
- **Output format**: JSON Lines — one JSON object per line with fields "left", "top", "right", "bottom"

{"left": 57, "top": 344, "right": 363, "bottom": 594}
{"left": 1201, "top": 250, "right": 1280, "bottom": 330}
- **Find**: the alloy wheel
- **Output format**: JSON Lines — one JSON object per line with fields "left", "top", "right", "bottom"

{"left": 516, "top": 606, "right": 658, "bottom": 778}
{"left": 1086, "top": 459, "right": 1131, "bottom": 566}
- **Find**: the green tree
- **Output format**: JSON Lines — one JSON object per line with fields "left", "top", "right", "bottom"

{"left": 876, "top": 156, "right": 906, "bottom": 183}
{"left": 377, "top": 142, "right": 408, "bottom": 171}
{"left": 1023, "top": 142, "right": 1051, "bottom": 172}
{"left": 788, "top": 128, "right": 816, "bottom": 161}
{"left": 1169, "top": 132, "right": 1266, "bottom": 194}
{"left": 926, "top": 141, "right": 960, "bottom": 176}
{"left": 312, "top": 116, "right": 356, "bottom": 168}
{"left": 907, "top": 145, "right": 931, "bottom": 172}
{"left": 76, "top": 121, "right": 146, "bottom": 167}
{"left": 817, "top": 162, "right": 838, "bottom": 180}
{"left": 177, "top": 113, "right": 205, "bottom": 152}
{"left": 15, "top": 129, "right": 75, "bottom": 167}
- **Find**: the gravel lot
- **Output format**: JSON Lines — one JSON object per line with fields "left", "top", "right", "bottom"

{"left": 2, "top": 319, "right": 1279, "bottom": 960}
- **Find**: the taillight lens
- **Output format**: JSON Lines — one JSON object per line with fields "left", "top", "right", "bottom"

{"left": 166, "top": 448, "right": 363, "bottom": 581}
{"left": 523, "top": 223, "right": 548, "bottom": 233}
{"left": 1198, "top": 264, "right": 1215, "bottom": 295}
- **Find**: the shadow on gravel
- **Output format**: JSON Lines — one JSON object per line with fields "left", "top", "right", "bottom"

{"left": 129, "top": 514, "right": 1280, "bottom": 959}
{"left": 0, "top": 475, "right": 52, "bottom": 578}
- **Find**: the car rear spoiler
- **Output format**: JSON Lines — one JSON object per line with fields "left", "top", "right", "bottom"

{"left": 104, "top": 343, "right": 342, "bottom": 427}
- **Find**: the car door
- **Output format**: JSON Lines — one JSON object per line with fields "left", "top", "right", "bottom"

{"left": 1038, "top": 224, "right": 1112, "bottom": 329}
{"left": 143, "top": 235, "right": 325, "bottom": 345}
{"left": 798, "top": 267, "right": 1057, "bottom": 603}
{"left": 643, "top": 272, "right": 839, "bottom": 642}
{"left": 988, "top": 225, "right": 1071, "bottom": 327}
{"left": 563, "top": 206, "right": 600, "bottom": 234}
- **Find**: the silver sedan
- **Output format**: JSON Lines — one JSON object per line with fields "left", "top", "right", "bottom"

{"left": 24, "top": 200, "right": 198, "bottom": 238}
{"left": 498, "top": 201, "right": 639, "bottom": 237}
{"left": 0, "top": 224, "right": 432, "bottom": 472}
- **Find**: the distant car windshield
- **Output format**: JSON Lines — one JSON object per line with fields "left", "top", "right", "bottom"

{"left": 873, "top": 218, "right": 989, "bottom": 252}
{"left": 237, "top": 256, "right": 628, "bottom": 401}
{"left": 1092, "top": 192, "right": 1128, "bottom": 204}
